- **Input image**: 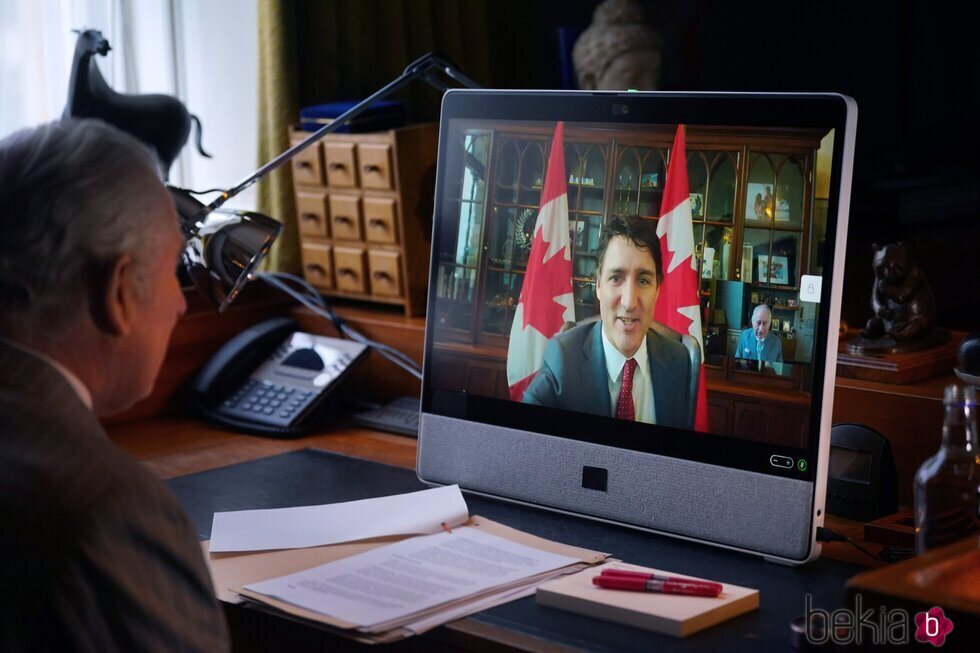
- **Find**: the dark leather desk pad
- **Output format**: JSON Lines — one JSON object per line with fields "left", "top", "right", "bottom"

{"left": 167, "top": 449, "right": 860, "bottom": 652}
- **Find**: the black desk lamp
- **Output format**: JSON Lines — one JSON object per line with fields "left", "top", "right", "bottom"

{"left": 170, "top": 52, "right": 480, "bottom": 312}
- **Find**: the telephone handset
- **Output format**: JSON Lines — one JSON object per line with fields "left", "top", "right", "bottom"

{"left": 189, "top": 317, "right": 368, "bottom": 437}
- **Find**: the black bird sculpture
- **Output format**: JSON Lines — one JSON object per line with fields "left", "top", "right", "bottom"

{"left": 63, "top": 28, "right": 211, "bottom": 180}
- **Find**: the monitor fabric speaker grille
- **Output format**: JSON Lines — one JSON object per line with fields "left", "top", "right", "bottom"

{"left": 418, "top": 413, "right": 813, "bottom": 561}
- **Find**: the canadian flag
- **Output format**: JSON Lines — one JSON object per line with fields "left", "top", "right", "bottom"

{"left": 654, "top": 125, "right": 709, "bottom": 431}
{"left": 507, "top": 122, "right": 575, "bottom": 400}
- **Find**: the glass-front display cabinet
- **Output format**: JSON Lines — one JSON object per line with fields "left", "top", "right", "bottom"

{"left": 434, "top": 123, "right": 824, "bottom": 364}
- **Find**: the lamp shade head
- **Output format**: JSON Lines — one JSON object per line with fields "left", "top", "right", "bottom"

{"left": 168, "top": 186, "right": 282, "bottom": 312}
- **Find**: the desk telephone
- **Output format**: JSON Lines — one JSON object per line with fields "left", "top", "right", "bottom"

{"left": 190, "top": 317, "right": 368, "bottom": 437}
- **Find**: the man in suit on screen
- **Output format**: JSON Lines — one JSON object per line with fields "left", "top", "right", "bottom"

{"left": 735, "top": 304, "right": 784, "bottom": 363}
{"left": 522, "top": 216, "right": 693, "bottom": 429}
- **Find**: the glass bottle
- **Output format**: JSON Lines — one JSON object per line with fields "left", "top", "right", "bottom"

{"left": 914, "top": 385, "right": 980, "bottom": 554}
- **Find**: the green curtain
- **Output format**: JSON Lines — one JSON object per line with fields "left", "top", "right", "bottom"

{"left": 255, "top": 0, "right": 534, "bottom": 272}
{"left": 257, "top": 0, "right": 300, "bottom": 272}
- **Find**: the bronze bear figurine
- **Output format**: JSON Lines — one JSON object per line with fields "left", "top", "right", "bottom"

{"left": 860, "top": 242, "right": 936, "bottom": 342}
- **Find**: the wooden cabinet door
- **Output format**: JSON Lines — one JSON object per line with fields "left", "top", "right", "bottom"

{"left": 706, "top": 396, "right": 732, "bottom": 434}
{"left": 301, "top": 242, "right": 333, "bottom": 289}
{"left": 328, "top": 194, "right": 362, "bottom": 241}
{"left": 334, "top": 246, "right": 367, "bottom": 294}
{"left": 296, "top": 190, "right": 329, "bottom": 238}
{"left": 363, "top": 197, "right": 398, "bottom": 244}
{"left": 732, "top": 401, "right": 808, "bottom": 448}
{"left": 368, "top": 250, "right": 402, "bottom": 297}
{"left": 324, "top": 142, "right": 358, "bottom": 187}
{"left": 291, "top": 141, "right": 324, "bottom": 186}
{"left": 358, "top": 143, "right": 393, "bottom": 190}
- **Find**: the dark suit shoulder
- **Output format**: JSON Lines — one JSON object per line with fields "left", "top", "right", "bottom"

{"left": 537, "top": 322, "right": 593, "bottom": 371}
{"left": 523, "top": 323, "right": 599, "bottom": 408}
{"left": 648, "top": 328, "right": 691, "bottom": 371}
{"left": 0, "top": 393, "right": 229, "bottom": 651}
{"left": 0, "top": 393, "right": 163, "bottom": 522}
{"left": 547, "top": 321, "right": 595, "bottom": 351}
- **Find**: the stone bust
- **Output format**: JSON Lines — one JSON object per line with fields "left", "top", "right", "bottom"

{"left": 572, "top": 0, "right": 662, "bottom": 91}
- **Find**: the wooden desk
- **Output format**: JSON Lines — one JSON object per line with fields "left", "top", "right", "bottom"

{"left": 105, "top": 414, "right": 889, "bottom": 653}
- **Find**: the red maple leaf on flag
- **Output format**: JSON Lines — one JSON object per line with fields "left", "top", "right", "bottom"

{"left": 519, "top": 228, "right": 573, "bottom": 336}
{"left": 507, "top": 121, "right": 575, "bottom": 400}
{"left": 655, "top": 124, "right": 709, "bottom": 432}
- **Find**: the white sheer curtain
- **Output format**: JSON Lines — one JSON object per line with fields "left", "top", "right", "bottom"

{"left": 1, "top": 0, "right": 141, "bottom": 134}
{"left": 0, "top": 0, "right": 257, "bottom": 206}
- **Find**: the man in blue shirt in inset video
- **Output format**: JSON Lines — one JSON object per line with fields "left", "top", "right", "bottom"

{"left": 736, "top": 304, "right": 784, "bottom": 363}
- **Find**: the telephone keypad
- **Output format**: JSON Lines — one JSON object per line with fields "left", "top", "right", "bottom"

{"left": 218, "top": 378, "right": 339, "bottom": 426}
{"left": 213, "top": 335, "right": 368, "bottom": 429}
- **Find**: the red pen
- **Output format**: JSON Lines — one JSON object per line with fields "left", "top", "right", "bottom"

{"left": 599, "top": 569, "right": 723, "bottom": 593}
{"left": 593, "top": 575, "right": 722, "bottom": 597}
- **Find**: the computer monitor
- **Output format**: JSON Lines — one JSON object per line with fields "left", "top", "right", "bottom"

{"left": 417, "top": 90, "right": 856, "bottom": 564}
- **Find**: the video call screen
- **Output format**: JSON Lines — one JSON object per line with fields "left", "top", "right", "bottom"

{"left": 426, "top": 116, "right": 840, "bottom": 475}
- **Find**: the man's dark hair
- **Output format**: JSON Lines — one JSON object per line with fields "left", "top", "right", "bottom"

{"left": 595, "top": 215, "right": 663, "bottom": 284}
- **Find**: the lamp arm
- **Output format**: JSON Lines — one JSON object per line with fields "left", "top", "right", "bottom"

{"left": 198, "top": 52, "right": 480, "bottom": 218}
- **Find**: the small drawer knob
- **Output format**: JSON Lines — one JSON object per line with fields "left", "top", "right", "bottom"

{"left": 304, "top": 263, "right": 326, "bottom": 275}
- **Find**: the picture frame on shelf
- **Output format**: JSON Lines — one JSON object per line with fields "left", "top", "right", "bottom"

{"left": 758, "top": 254, "right": 790, "bottom": 285}
{"left": 771, "top": 318, "right": 781, "bottom": 331}
{"left": 769, "top": 255, "right": 790, "bottom": 285}
{"left": 690, "top": 192, "right": 704, "bottom": 218}
{"left": 640, "top": 172, "right": 659, "bottom": 188}
{"left": 782, "top": 320, "right": 792, "bottom": 333}
{"left": 750, "top": 291, "right": 760, "bottom": 305}
{"left": 745, "top": 182, "right": 773, "bottom": 221}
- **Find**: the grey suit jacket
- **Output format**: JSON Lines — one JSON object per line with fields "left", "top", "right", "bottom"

{"left": 0, "top": 341, "right": 229, "bottom": 652}
{"left": 735, "top": 328, "right": 784, "bottom": 362}
{"left": 522, "top": 322, "right": 694, "bottom": 429}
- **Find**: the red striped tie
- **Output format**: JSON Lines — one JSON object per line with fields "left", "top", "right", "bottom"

{"left": 616, "top": 358, "right": 638, "bottom": 421}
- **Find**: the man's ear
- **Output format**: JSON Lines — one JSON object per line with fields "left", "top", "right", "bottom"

{"left": 93, "top": 254, "right": 137, "bottom": 337}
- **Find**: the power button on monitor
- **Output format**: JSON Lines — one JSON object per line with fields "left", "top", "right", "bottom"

{"left": 769, "top": 455, "right": 794, "bottom": 469}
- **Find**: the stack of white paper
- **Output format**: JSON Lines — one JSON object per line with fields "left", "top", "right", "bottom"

{"left": 209, "top": 485, "right": 469, "bottom": 552}
{"left": 202, "top": 485, "right": 608, "bottom": 644}
{"left": 241, "top": 526, "right": 588, "bottom": 636}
